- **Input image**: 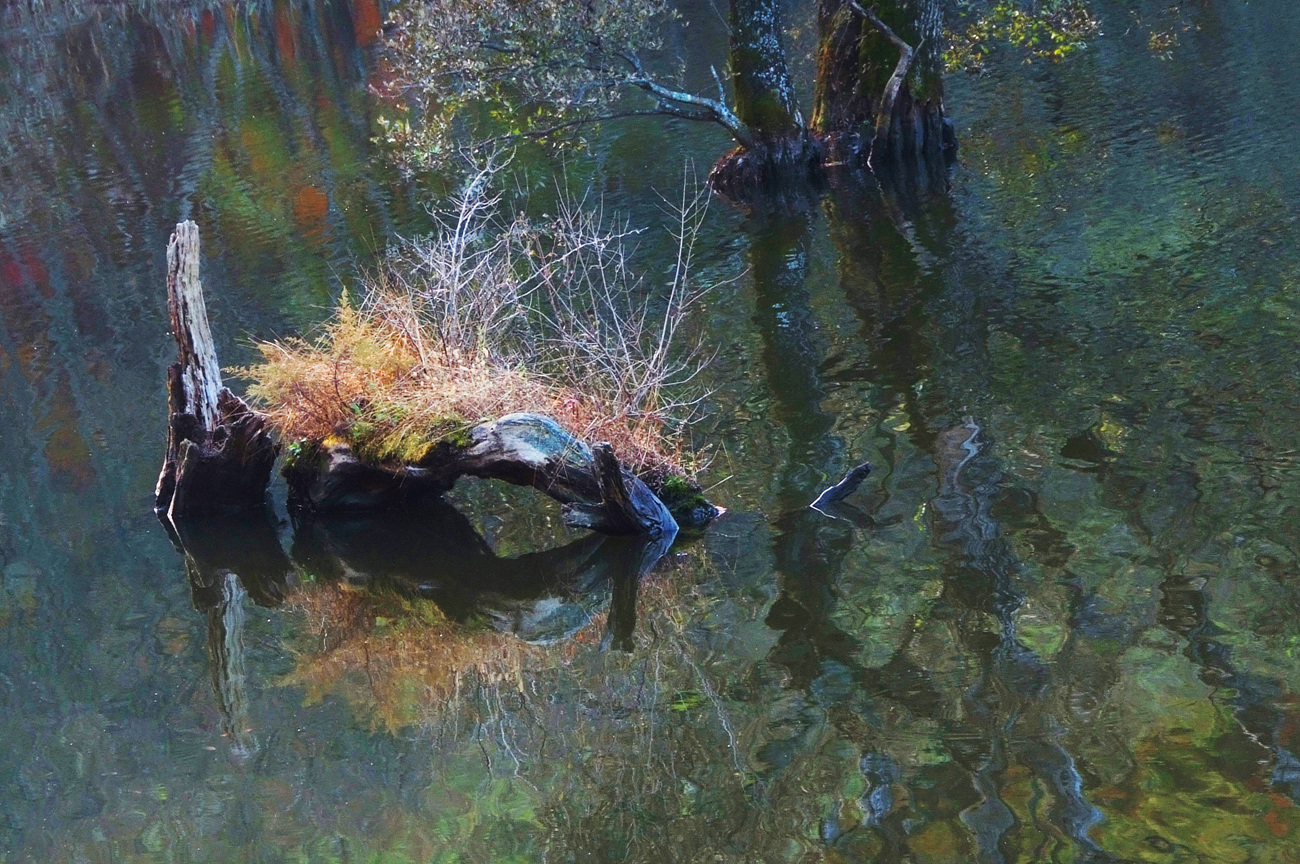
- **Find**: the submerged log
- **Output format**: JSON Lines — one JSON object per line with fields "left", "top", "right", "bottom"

{"left": 810, "top": 460, "right": 874, "bottom": 525}
{"left": 811, "top": 460, "right": 872, "bottom": 510}
{"left": 284, "top": 414, "right": 683, "bottom": 538}
{"left": 155, "top": 221, "right": 278, "bottom": 519}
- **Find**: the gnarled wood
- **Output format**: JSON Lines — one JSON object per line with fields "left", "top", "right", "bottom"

{"left": 155, "top": 220, "right": 278, "bottom": 519}
{"left": 153, "top": 226, "right": 704, "bottom": 536}
{"left": 810, "top": 0, "right": 950, "bottom": 170}
{"left": 285, "top": 414, "right": 682, "bottom": 538}
{"left": 562, "top": 442, "right": 678, "bottom": 537}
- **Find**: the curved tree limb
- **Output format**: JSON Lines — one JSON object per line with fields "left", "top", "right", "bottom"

{"left": 285, "top": 414, "right": 682, "bottom": 538}
{"left": 849, "top": 1, "right": 915, "bottom": 167}
{"left": 620, "top": 52, "right": 756, "bottom": 148}
{"left": 464, "top": 55, "right": 754, "bottom": 151}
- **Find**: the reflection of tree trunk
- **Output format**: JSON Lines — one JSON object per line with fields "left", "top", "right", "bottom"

{"left": 749, "top": 215, "right": 839, "bottom": 486}
{"left": 822, "top": 178, "right": 939, "bottom": 447}
{"left": 812, "top": 0, "right": 952, "bottom": 168}
{"left": 598, "top": 535, "right": 678, "bottom": 653}
{"left": 932, "top": 420, "right": 1121, "bottom": 862}
{"left": 1160, "top": 566, "right": 1300, "bottom": 800}
{"left": 710, "top": 0, "right": 824, "bottom": 196}
{"left": 205, "top": 571, "right": 257, "bottom": 761}
{"left": 172, "top": 507, "right": 293, "bottom": 760}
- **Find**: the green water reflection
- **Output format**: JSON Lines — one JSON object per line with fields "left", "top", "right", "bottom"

{"left": 2, "top": 0, "right": 1300, "bottom": 861}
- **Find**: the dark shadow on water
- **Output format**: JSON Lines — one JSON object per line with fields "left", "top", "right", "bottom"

{"left": 288, "top": 501, "right": 672, "bottom": 646}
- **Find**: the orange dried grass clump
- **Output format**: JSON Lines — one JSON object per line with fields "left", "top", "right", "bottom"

{"left": 244, "top": 296, "right": 678, "bottom": 471}
{"left": 239, "top": 169, "right": 710, "bottom": 476}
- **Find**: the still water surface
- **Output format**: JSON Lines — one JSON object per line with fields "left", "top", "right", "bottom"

{"left": 2, "top": 1, "right": 1300, "bottom": 861}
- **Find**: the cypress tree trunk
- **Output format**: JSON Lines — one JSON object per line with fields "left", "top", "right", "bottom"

{"left": 729, "top": 0, "right": 804, "bottom": 135}
{"left": 710, "top": 0, "right": 824, "bottom": 196}
{"left": 811, "top": 0, "right": 954, "bottom": 168}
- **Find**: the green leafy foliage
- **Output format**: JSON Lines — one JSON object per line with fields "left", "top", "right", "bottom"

{"left": 379, "top": 0, "right": 677, "bottom": 170}
{"left": 944, "top": 0, "right": 1100, "bottom": 73}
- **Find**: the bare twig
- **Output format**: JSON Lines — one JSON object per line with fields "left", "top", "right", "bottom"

{"left": 244, "top": 156, "right": 712, "bottom": 476}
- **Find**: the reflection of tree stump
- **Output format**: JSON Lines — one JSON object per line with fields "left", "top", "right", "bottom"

{"left": 170, "top": 506, "right": 292, "bottom": 762}
{"left": 290, "top": 502, "right": 673, "bottom": 647}
{"left": 155, "top": 221, "right": 278, "bottom": 519}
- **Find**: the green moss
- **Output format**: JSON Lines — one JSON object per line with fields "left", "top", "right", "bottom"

{"left": 282, "top": 438, "right": 323, "bottom": 473}
{"left": 655, "top": 474, "right": 718, "bottom": 529}
{"left": 338, "top": 406, "right": 476, "bottom": 467}
{"left": 443, "top": 425, "right": 476, "bottom": 451}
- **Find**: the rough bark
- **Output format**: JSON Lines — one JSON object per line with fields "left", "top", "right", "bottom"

{"left": 810, "top": 0, "right": 951, "bottom": 168}
{"left": 155, "top": 221, "right": 279, "bottom": 520}
{"left": 729, "top": 0, "right": 804, "bottom": 135}
{"left": 284, "top": 413, "right": 685, "bottom": 538}
{"left": 710, "top": 0, "right": 824, "bottom": 196}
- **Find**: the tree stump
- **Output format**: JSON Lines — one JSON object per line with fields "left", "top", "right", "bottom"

{"left": 152, "top": 223, "right": 710, "bottom": 537}
{"left": 155, "top": 221, "right": 278, "bottom": 520}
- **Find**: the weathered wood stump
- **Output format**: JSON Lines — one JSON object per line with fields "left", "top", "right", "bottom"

{"left": 155, "top": 220, "right": 278, "bottom": 519}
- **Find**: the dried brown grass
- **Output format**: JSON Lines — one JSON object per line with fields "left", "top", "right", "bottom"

{"left": 278, "top": 581, "right": 555, "bottom": 732}
{"left": 240, "top": 161, "right": 711, "bottom": 475}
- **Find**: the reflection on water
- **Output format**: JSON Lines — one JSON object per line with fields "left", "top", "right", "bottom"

{"left": 168, "top": 501, "right": 670, "bottom": 742}
{"left": 4, "top": 0, "right": 1300, "bottom": 860}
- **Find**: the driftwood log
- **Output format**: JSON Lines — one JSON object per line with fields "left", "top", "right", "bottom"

{"left": 284, "top": 414, "right": 682, "bottom": 538}
{"left": 155, "top": 221, "right": 278, "bottom": 520}
{"left": 156, "top": 222, "right": 709, "bottom": 538}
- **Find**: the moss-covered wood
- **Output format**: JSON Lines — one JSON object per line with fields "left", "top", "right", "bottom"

{"left": 710, "top": 0, "right": 826, "bottom": 194}
{"left": 729, "top": 0, "right": 804, "bottom": 137}
{"left": 282, "top": 413, "right": 716, "bottom": 536}
{"left": 810, "top": 0, "right": 951, "bottom": 164}
{"left": 156, "top": 226, "right": 716, "bottom": 538}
